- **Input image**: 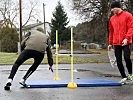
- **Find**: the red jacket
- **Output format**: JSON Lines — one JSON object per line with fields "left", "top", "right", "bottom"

{"left": 109, "top": 11, "right": 133, "bottom": 45}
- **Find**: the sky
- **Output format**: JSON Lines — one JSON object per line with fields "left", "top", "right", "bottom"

{"left": 34, "top": 0, "right": 82, "bottom": 26}
{"left": 0, "top": 0, "right": 82, "bottom": 26}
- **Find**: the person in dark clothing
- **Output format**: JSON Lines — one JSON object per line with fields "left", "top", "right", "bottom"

{"left": 4, "top": 28, "right": 53, "bottom": 90}
{"left": 108, "top": 1, "right": 133, "bottom": 84}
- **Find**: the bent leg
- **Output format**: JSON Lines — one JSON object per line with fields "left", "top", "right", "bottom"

{"left": 23, "top": 52, "right": 44, "bottom": 80}
{"left": 8, "top": 50, "right": 30, "bottom": 80}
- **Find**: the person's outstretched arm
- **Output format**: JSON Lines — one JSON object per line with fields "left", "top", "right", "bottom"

{"left": 46, "top": 38, "right": 53, "bottom": 72}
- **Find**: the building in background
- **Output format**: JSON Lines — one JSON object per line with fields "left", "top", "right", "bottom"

{"left": 22, "top": 21, "right": 51, "bottom": 36}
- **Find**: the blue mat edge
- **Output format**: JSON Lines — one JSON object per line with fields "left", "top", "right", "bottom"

{"left": 25, "top": 79, "right": 122, "bottom": 88}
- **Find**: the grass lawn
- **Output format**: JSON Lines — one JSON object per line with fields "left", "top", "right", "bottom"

{"left": 0, "top": 49, "right": 109, "bottom": 65}
{"left": 0, "top": 49, "right": 132, "bottom": 65}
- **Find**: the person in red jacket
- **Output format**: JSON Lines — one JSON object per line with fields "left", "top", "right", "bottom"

{"left": 108, "top": 1, "right": 133, "bottom": 84}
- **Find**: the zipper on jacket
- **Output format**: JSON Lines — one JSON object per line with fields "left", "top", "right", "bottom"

{"left": 118, "top": 15, "right": 120, "bottom": 45}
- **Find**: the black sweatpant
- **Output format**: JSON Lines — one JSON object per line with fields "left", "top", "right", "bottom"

{"left": 8, "top": 50, "right": 44, "bottom": 80}
{"left": 114, "top": 45, "right": 132, "bottom": 78}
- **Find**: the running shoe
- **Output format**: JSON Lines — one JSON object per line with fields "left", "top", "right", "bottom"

{"left": 119, "top": 78, "right": 127, "bottom": 84}
{"left": 4, "top": 82, "right": 11, "bottom": 90}
{"left": 19, "top": 79, "right": 27, "bottom": 87}
{"left": 127, "top": 74, "right": 133, "bottom": 80}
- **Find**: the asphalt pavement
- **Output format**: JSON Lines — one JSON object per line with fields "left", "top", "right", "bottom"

{"left": 0, "top": 63, "right": 133, "bottom": 100}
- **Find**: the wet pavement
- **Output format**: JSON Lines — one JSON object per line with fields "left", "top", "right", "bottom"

{"left": 0, "top": 63, "right": 133, "bottom": 100}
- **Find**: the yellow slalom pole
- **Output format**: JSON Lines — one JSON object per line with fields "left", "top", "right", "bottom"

{"left": 67, "top": 27, "right": 77, "bottom": 89}
{"left": 54, "top": 30, "right": 61, "bottom": 80}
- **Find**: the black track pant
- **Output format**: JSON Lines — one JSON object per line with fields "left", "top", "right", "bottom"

{"left": 114, "top": 45, "right": 132, "bottom": 78}
{"left": 8, "top": 50, "right": 44, "bottom": 80}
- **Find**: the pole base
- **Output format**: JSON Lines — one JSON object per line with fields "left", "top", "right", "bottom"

{"left": 67, "top": 82, "right": 77, "bottom": 89}
{"left": 54, "top": 77, "right": 61, "bottom": 80}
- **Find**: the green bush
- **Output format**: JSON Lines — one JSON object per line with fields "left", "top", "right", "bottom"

{"left": 0, "top": 26, "right": 19, "bottom": 52}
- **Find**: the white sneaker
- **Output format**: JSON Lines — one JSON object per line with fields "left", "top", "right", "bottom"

{"left": 125, "top": 75, "right": 133, "bottom": 84}
{"left": 119, "top": 78, "right": 127, "bottom": 84}
{"left": 19, "top": 79, "right": 26, "bottom": 87}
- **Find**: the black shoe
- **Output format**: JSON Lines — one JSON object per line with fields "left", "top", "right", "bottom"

{"left": 19, "top": 81, "right": 27, "bottom": 87}
{"left": 4, "top": 82, "right": 11, "bottom": 91}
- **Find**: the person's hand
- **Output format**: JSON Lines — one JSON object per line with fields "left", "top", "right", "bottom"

{"left": 108, "top": 45, "right": 112, "bottom": 50}
{"left": 49, "top": 66, "right": 53, "bottom": 72}
{"left": 122, "top": 38, "right": 128, "bottom": 46}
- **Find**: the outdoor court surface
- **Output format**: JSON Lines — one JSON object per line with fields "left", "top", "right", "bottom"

{"left": 0, "top": 64, "right": 133, "bottom": 100}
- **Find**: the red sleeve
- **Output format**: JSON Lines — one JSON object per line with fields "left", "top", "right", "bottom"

{"left": 126, "top": 14, "right": 133, "bottom": 40}
{"left": 109, "top": 20, "right": 114, "bottom": 45}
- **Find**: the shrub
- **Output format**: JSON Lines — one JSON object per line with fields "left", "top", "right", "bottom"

{"left": 0, "top": 26, "right": 19, "bottom": 52}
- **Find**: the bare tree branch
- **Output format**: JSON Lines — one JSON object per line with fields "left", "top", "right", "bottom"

{"left": 22, "top": 0, "right": 38, "bottom": 27}
{"left": 0, "top": 0, "right": 40, "bottom": 27}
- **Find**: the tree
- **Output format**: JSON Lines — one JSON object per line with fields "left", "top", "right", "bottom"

{"left": 70, "top": 0, "right": 111, "bottom": 44}
{"left": 71, "top": 0, "right": 133, "bottom": 45}
{"left": 0, "top": 0, "right": 17, "bottom": 26}
{"left": 0, "top": 26, "right": 19, "bottom": 52}
{"left": 50, "top": 1, "right": 70, "bottom": 46}
{"left": 121, "top": 0, "right": 133, "bottom": 14}
{"left": 0, "top": 0, "right": 40, "bottom": 27}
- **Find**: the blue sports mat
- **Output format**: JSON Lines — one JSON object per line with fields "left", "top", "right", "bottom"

{"left": 25, "top": 79, "right": 122, "bottom": 88}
